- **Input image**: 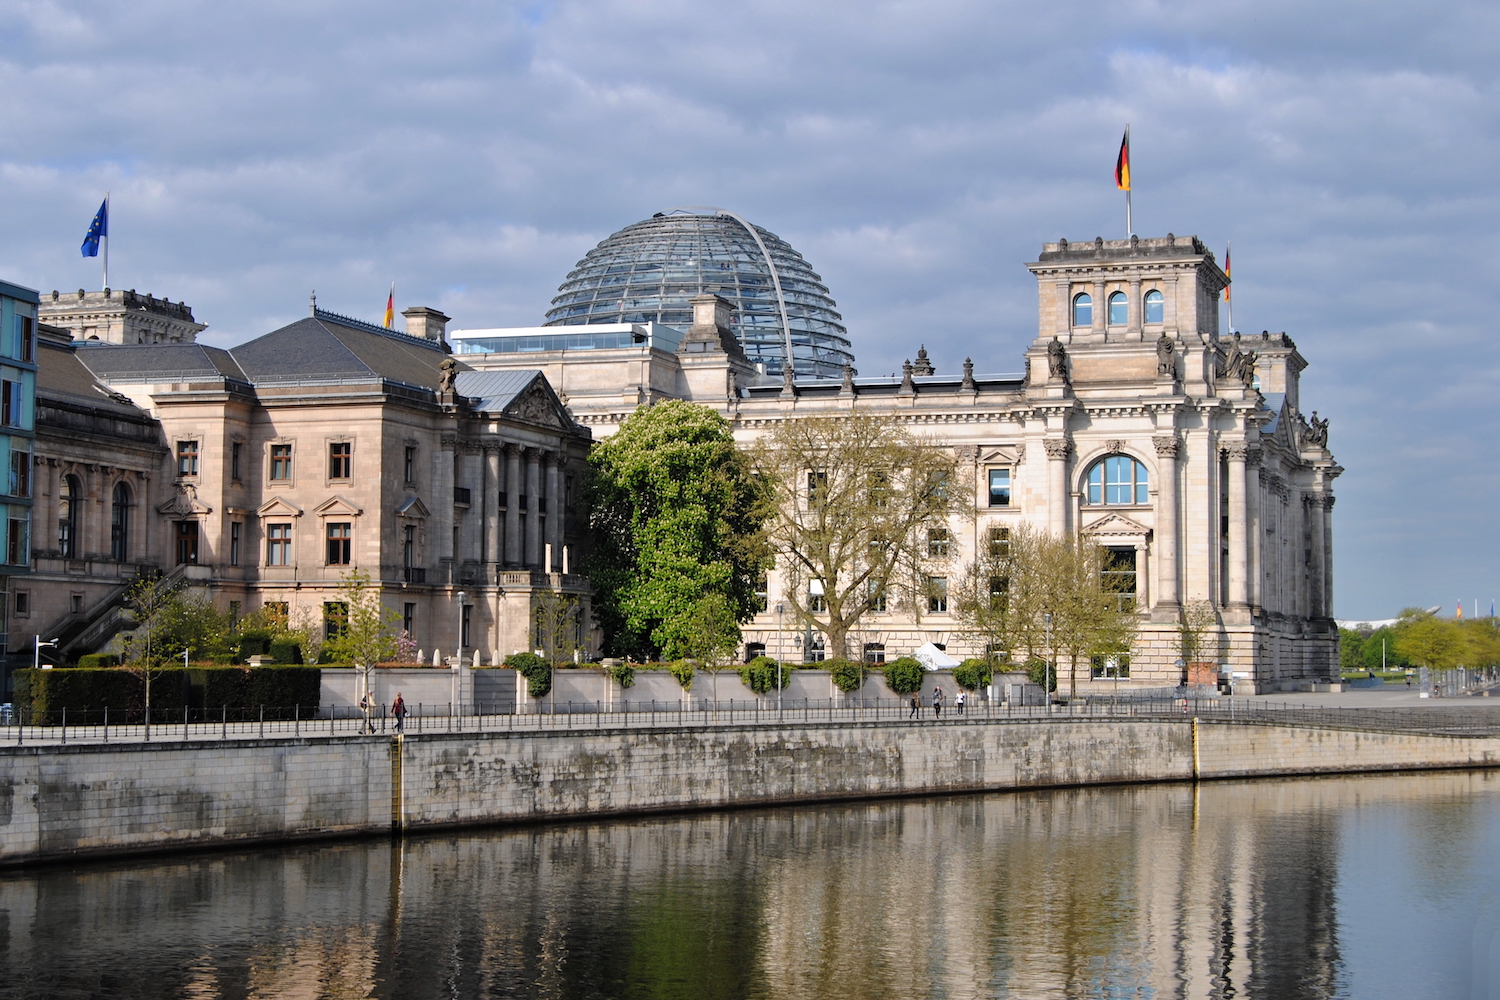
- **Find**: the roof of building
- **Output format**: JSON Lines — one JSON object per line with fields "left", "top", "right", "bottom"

{"left": 229, "top": 313, "right": 451, "bottom": 388}
{"left": 543, "top": 207, "right": 853, "bottom": 380}
{"left": 453, "top": 369, "right": 545, "bottom": 411}
{"left": 37, "top": 339, "right": 155, "bottom": 418}
{"left": 75, "top": 343, "right": 246, "bottom": 383}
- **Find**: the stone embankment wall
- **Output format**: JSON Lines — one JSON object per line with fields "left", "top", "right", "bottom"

{"left": 1, "top": 718, "right": 1497, "bottom": 866}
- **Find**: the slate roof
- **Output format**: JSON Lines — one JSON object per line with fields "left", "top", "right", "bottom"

{"left": 453, "top": 369, "right": 545, "bottom": 411}
{"left": 37, "top": 340, "right": 153, "bottom": 417}
{"left": 76, "top": 343, "right": 246, "bottom": 382}
{"left": 230, "top": 314, "right": 455, "bottom": 388}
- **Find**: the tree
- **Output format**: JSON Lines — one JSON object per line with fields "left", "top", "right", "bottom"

{"left": 952, "top": 523, "right": 1047, "bottom": 668}
{"left": 585, "top": 400, "right": 770, "bottom": 660}
{"left": 1179, "top": 600, "right": 1220, "bottom": 669}
{"left": 753, "top": 412, "right": 962, "bottom": 660}
{"left": 1394, "top": 608, "right": 1465, "bottom": 671}
{"left": 660, "top": 593, "right": 741, "bottom": 710}
{"left": 532, "top": 588, "right": 584, "bottom": 672}
{"left": 1042, "top": 535, "right": 1139, "bottom": 700}
{"left": 320, "top": 570, "right": 402, "bottom": 732}
{"left": 121, "top": 572, "right": 182, "bottom": 739}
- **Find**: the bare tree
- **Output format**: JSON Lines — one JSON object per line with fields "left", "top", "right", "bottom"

{"left": 754, "top": 413, "right": 963, "bottom": 659}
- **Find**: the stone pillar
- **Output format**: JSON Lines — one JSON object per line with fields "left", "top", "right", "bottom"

{"left": 525, "top": 448, "right": 541, "bottom": 568}
{"left": 1247, "top": 455, "right": 1263, "bottom": 613}
{"left": 1306, "top": 493, "right": 1325, "bottom": 619}
{"left": 1055, "top": 279, "right": 1071, "bottom": 339}
{"left": 1224, "top": 443, "right": 1249, "bottom": 609}
{"left": 41, "top": 459, "right": 57, "bottom": 556}
{"left": 484, "top": 445, "right": 501, "bottom": 566}
{"left": 1165, "top": 273, "right": 1180, "bottom": 334}
{"left": 504, "top": 443, "right": 521, "bottom": 567}
{"left": 433, "top": 435, "right": 455, "bottom": 577}
{"left": 1152, "top": 435, "right": 1181, "bottom": 611}
{"left": 544, "top": 453, "right": 561, "bottom": 573}
{"left": 83, "top": 465, "right": 102, "bottom": 560}
{"left": 1127, "top": 277, "right": 1143, "bottom": 339}
{"left": 1044, "top": 438, "right": 1071, "bottom": 537}
{"left": 1091, "top": 280, "right": 1106, "bottom": 339}
{"left": 1322, "top": 494, "right": 1335, "bottom": 619}
{"left": 459, "top": 447, "right": 482, "bottom": 563}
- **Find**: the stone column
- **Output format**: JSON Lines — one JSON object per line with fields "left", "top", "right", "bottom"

{"left": 544, "top": 453, "right": 561, "bottom": 573}
{"left": 1247, "top": 454, "right": 1263, "bottom": 613}
{"left": 1152, "top": 435, "right": 1181, "bottom": 610}
{"left": 525, "top": 448, "right": 541, "bottom": 568}
{"left": 1224, "top": 443, "right": 1249, "bottom": 609}
{"left": 433, "top": 435, "right": 455, "bottom": 578}
{"left": 1306, "top": 493, "right": 1326, "bottom": 619}
{"left": 1321, "top": 494, "right": 1335, "bottom": 619}
{"left": 1127, "top": 277, "right": 1143, "bottom": 340}
{"left": 41, "top": 458, "right": 57, "bottom": 556}
{"left": 504, "top": 443, "right": 521, "bottom": 567}
{"left": 1091, "top": 279, "right": 1106, "bottom": 339}
{"left": 1055, "top": 279, "right": 1071, "bottom": 339}
{"left": 483, "top": 445, "right": 501, "bottom": 566}
{"left": 1044, "top": 437, "right": 1071, "bottom": 537}
{"left": 83, "top": 465, "right": 102, "bottom": 560}
{"left": 459, "top": 447, "right": 482, "bottom": 563}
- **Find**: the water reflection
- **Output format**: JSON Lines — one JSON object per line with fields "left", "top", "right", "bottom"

{"left": 3, "top": 771, "right": 1500, "bottom": 999}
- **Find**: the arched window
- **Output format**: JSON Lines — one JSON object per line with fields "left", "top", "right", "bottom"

{"left": 1143, "top": 289, "right": 1164, "bottom": 324}
{"left": 1086, "top": 455, "right": 1150, "bottom": 505}
{"left": 1107, "top": 291, "right": 1127, "bottom": 326}
{"left": 58, "top": 475, "right": 80, "bottom": 558}
{"left": 111, "top": 481, "right": 131, "bottom": 562}
{"left": 1072, "top": 293, "right": 1092, "bottom": 327}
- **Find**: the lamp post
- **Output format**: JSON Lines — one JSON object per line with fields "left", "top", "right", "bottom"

{"left": 1044, "top": 612, "right": 1054, "bottom": 709}
{"left": 34, "top": 636, "right": 58, "bottom": 671}
{"left": 454, "top": 591, "right": 466, "bottom": 716}
{"left": 455, "top": 591, "right": 467, "bottom": 663}
{"left": 775, "top": 603, "right": 785, "bottom": 716}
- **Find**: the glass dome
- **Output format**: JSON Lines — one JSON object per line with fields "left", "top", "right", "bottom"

{"left": 543, "top": 207, "right": 854, "bottom": 380}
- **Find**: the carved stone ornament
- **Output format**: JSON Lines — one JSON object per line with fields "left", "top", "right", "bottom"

{"left": 961, "top": 357, "right": 976, "bottom": 391}
{"left": 841, "top": 364, "right": 855, "bottom": 394}
{"left": 1046, "top": 337, "right": 1069, "bottom": 381}
{"left": 504, "top": 382, "right": 565, "bottom": 429}
{"left": 438, "top": 357, "right": 460, "bottom": 394}
{"left": 1155, "top": 333, "right": 1176, "bottom": 378}
{"left": 1152, "top": 435, "right": 1181, "bottom": 458}
{"left": 1222, "top": 442, "right": 1251, "bottom": 462}
{"left": 1306, "top": 411, "right": 1330, "bottom": 447}
{"left": 899, "top": 360, "right": 915, "bottom": 394}
{"left": 912, "top": 345, "right": 935, "bottom": 377}
{"left": 1043, "top": 437, "right": 1073, "bottom": 460}
{"left": 1106, "top": 439, "right": 1126, "bottom": 454}
{"left": 156, "top": 482, "right": 210, "bottom": 517}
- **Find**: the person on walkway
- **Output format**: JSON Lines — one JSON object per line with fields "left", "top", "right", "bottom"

{"left": 393, "top": 693, "right": 407, "bottom": 733}
{"left": 956, "top": 690, "right": 966, "bottom": 716}
{"left": 933, "top": 686, "right": 943, "bottom": 718}
{"left": 909, "top": 694, "right": 920, "bottom": 719}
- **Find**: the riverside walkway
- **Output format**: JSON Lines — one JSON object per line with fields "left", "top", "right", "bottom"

{"left": 7, "top": 691, "right": 1500, "bottom": 748}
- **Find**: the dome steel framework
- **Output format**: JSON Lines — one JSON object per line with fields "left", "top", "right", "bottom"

{"left": 543, "top": 208, "right": 854, "bottom": 380}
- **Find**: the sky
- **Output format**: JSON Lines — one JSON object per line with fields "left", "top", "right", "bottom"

{"left": 0, "top": 0, "right": 1495, "bottom": 618}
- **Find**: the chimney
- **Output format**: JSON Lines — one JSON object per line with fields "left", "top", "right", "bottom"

{"left": 402, "top": 306, "right": 450, "bottom": 344}
{"left": 677, "top": 293, "right": 745, "bottom": 359}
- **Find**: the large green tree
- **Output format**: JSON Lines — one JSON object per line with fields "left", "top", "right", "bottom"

{"left": 585, "top": 400, "right": 770, "bottom": 660}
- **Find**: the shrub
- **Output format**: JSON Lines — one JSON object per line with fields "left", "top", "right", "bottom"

{"left": 505, "top": 652, "right": 552, "bottom": 698}
{"left": 884, "top": 656, "right": 925, "bottom": 695}
{"left": 667, "top": 658, "right": 695, "bottom": 690}
{"left": 739, "top": 655, "right": 788, "bottom": 694}
{"left": 606, "top": 661, "right": 636, "bottom": 689}
{"left": 826, "top": 658, "right": 866, "bottom": 693}
{"left": 15, "top": 665, "right": 321, "bottom": 722}
{"left": 269, "top": 638, "right": 303, "bottom": 665}
{"left": 1026, "top": 658, "right": 1057, "bottom": 693}
{"left": 76, "top": 653, "right": 118, "bottom": 668}
{"left": 953, "top": 658, "right": 993, "bottom": 692}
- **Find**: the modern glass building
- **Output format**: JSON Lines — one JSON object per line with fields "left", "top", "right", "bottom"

{"left": 0, "top": 279, "right": 36, "bottom": 689}
{"left": 543, "top": 208, "right": 854, "bottom": 380}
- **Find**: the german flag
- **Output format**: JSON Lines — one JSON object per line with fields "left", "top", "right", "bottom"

{"left": 1223, "top": 244, "right": 1231, "bottom": 302}
{"left": 1115, "top": 127, "right": 1131, "bottom": 191}
{"left": 383, "top": 283, "right": 395, "bottom": 329}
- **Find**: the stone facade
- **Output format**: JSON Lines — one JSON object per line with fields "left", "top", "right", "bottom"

{"left": 457, "top": 235, "right": 1341, "bottom": 692}
{"left": 38, "top": 287, "right": 206, "bottom": 345}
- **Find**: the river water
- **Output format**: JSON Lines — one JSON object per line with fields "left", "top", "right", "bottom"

{"left": 3, "top": 770, "right": 1500, "bottom": 999}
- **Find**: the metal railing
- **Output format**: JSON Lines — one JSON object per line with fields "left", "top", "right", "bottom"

{"left": 4, "top": 694, "right": 1500, "bottom": 747}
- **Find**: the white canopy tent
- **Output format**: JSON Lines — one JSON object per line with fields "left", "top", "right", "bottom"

{"left": 913, "top": 642, "right": 960, "bottom": 671}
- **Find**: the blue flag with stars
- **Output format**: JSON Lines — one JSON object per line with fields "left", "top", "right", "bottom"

{"left": 81, "top": 199, "right": 107, "bottom": 257}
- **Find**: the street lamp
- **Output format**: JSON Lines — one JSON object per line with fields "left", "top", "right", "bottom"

{"left": 1043, "top": 612, "right": 1054, "bottom": 709}
{"left": 454, "top": 591, "right": 467, "bottom": 663}
{"left": 34, "top": 636, "right": 58, "bottom": 671}
{"left": 775, "top": 603, "right": 785, "bottom": 716}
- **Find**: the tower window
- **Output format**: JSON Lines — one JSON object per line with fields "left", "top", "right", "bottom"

{"left": 1072, "top": 293, "right": 1092, "bottom": 327}
{"left": 1144, "top": 289, "right": 1164, "bottom": 324}
{"left": 1086, "top": 456, "right": 1150, "bottom": 506}
{"left": 1107, "top": 291, "right": 1127, "bottom": 326}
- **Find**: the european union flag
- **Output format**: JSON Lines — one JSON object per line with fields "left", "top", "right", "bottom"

{"left": 81, "top": 199, "right": 108, "bottom": 258}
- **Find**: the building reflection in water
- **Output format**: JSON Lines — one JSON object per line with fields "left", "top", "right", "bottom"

{"left": 2, "top": 770, "right": 1499, "bottom": 999}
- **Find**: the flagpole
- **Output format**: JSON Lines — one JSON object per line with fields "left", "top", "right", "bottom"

{"left": 1125, "top": 125, "right": 1132, "bottom": 237}
{"left": 1225, "top": 239, "right": 1232, "bottom": 334}
{"left": 102, "top": 191, "right": 110, "bottom": 291}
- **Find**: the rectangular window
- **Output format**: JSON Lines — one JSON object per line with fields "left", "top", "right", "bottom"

{"left": 807, "top": 470, "right": 828, "bottom": 507}
{"left": 13, "top": 590, "right": 28, "bottom": 616}
{"left": 403, "top": 524, "right": 416, "bottom": 567}
{"left": 231, "top": 442, "right": 242, "bottom": 482}
{"left": 988, "top": 468, "right": 1012, "bottom": 507}
{"left": 265, "top": 601, "right": 289, "bottom": 628}
{"left": 754, "top": 573, "right": 769, "bottom": 614}
{"left": 270, "top": 444, "right": 292, "bottom": 481}
{"left": 1, "top": 380, "right": 20, "bottom": 427}
{"left": 988, "top": 576, "right": 1009, "bottom": 610}
{"left": 18, "top": 315, "right": 33, "bottom": 363}
{"left": 927, "top": 527, "right": 950, "bottom": 558}
{"left": 864, "top": 642, "right": 885, "bottom": 664}
{"left": 328, "top": 441, "right": 351, "bottom": 479}
{"left": 8, "top": 449, "right": 29, "bottom": 497}
{"left": 324, "top": 601, "right": 348, "bottom": 641}
{"left": 404, "top": 445, "right": 416, "bottom": 484}
{"left": 1091, "top": 654, "right": 1131, "bottom": 679}
{"left": 266, "top": 522, "right": 292, "bottom": 565}
{"left": 989, "top": 525, "right": 1011, "bottom": 560}
{"left": 175, "top": 520, "right": 198, "bottom": 565}
{"left": 403, "top": 602, "right": 415, "bottom": 636}
{"left": 869, "top": 471, "right": 890, "bottom": 509}
{"left": 326, "top": 521, "right": 351, "bottom": 564}
{"left": 461, "top": 604, "right": 472, "bottom": 648}
{"left": 808, "top": 578, "right": 827, "bottom": 614}
{"left": 928, "top": 576, "right": 948, "bottom": 613}
{"left": 1102, "top": 547, "right": 1138, "bottom": 612}
{"left": 176, "top": 440, "right": 199, "bottom": 477}
{"left": 229, "top": 521, "right": 241, "bottom": 566}
{"left": 867, "top": 577, "right": 887, "bottom": 613}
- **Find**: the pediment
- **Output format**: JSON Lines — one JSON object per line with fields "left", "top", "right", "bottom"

{"left": 502, "top": 378, "right": 569, "bottom": 430}
{"left": 156, "top": 484, "right": 212, "bottom": 517}
{"left": 1082, "top": 512, "right": 1152, "bottom": 538}
{"left": 313, "top": 494, "right": 364, "bottom": 517}
{"left": 256, "top": 496, "right": 304, "bottom": 518}
{"left": 395, "top": 495, "right": 430, "bottom": 519}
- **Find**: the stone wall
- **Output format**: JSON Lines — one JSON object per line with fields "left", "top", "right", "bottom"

{"left": 1, "top": 718, "right": 1497, "bottom": 866}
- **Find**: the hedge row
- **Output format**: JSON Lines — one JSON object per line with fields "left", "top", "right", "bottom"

{"left": 15, "top": 665, "right": 321, "bottom": 722}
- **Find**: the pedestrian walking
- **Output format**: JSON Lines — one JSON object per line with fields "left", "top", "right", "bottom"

{"left": 956, "top": 690, "right": 966, "bottom": 716}
{"left": 933, "top": 686, "right": 943, "bottom": 718}
{"left": 909, "top": 694, "right": 920, "bottom": 719}
{"left": 393, "top": 693, "right": 407, "bottom": 733}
